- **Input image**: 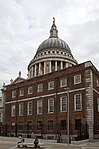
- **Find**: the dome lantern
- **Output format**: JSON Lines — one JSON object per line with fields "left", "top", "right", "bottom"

{"left": 49, "top": 17, "right": 58, "bottom": 38}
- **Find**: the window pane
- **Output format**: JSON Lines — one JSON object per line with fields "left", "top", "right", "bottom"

{"left": 48, "top": 99, "right": 54, "bottom": 113}
{"left": 28, "top": 87, "right": 33, "bottom": 94}
{"left": 74, "top": 75, "right": 81, "bottom": 84}
{"left": 27, "top": 122, "right": 32, "bottom": 131}
{"left": 19, "top": 89, "right": 24, "bottom": 96}
{"left": 37, "top": 121, "right": 42, "bottom": 130}
{"left": 37, "top": 100, "right": 42, "bottom": 114}
{"left": 74, "top": 94, "right": 82, "bottom": 111}
{"left": 18, "top": 122, "right": 23, "bottom": 130}
{"left": 60, "top": 120, "right": 66, "bottom": 130}
{"left": 75, "top": 119, "right": 81, "bottom": 130}
{"left": 60, "top": 96, "right": 66, "bottom": 112}
{"left": 12, "top": 91, "right": 16, "bottom": 98}
{"left": 11, "top": 105, "right": 15, "bottom": 116}
{"left": 37, "top": 84, "right": 43, "bottom": 92}
{"left": 48, "top": 81, "right": 54, "bottom": 90}
{"left": 48, "top": 121, "right": 53, "bottom": 130}
{"left": 96, "top": 80, "right": 99, "bottom": 87}
{"left": 60, "top": 78, "right": 67, "bottom": 87}
{"left": 28, "top": 102, "right": 32, "bottom": 115}
{"left": 19, "top": 103, "right": 23, "bottom": 116}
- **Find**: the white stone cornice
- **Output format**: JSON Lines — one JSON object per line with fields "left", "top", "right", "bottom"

{"left": 5, "top": 87, "right": 85, "bottom": 104}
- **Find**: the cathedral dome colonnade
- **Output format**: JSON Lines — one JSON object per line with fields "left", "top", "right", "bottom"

{"left": 28, "top": 18, "right": 78, "bottom": 78}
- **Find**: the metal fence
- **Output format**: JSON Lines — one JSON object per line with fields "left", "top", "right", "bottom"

{"left": 0, "top": 123, "right": 89, "bottom": 141}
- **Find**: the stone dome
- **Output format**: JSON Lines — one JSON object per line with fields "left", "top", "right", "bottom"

{"left": 37, "top": 18, "right": 71, "bottom": 55}
{"left": 28, "top": 18, "right": 77, "bottom": 78}
{"left": 37, "top": 37, "right": 71, "bottom": 53}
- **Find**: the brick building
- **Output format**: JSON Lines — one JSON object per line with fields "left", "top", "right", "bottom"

{"left": 2, "top": 18, "right": 99, "bottom": 142}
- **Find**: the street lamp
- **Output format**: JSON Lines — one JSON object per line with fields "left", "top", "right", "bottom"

{"left": 64, "top": 87, "right": 70, "bottom": 145}
{"left": 15, "top": 87, "right": 19, "bottom": 137}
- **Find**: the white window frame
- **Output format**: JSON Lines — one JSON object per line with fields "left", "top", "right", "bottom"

{"left": 37, "top": 100, "right": 42, "bottom": 114}
{"left": 74, "top": 75, "right": 81, "bottom": 84}
{"left": 60, "top": 78, "right": 67, "bottom": 87}
{"left": 60, "top": 96, "right": 67, "bottom": 112}
{"left": 74, "top": 94, "right": 82, "bottom": 111}
{"left": 28, "top": 102, "right": 32, "bottom": 115}
{"left": 48, "top": 81, "right": 54, "bottom": 90}
{"left": 11, "top": 105, "right": 15, "bottom": 116}
{"left": 19, "top": 103, "right": 23, "bottom": 116}
{"left": 19, "top": 89, "right": 24, "bottom": 96}
{"left": 97, "top": 97, "right": 99, "bottom": 112}
{"left": 28, "top": 86, "right": 33, "bottom": 94}
{"left": 48, "top": 98, "right": 54, "bottom": 113}
{"left": 96, "top": 80, "right": 99, "bottom": 87}
{"left": 12, "top": 91, "right": 16, "bottom": 98}
{"left": 37, "top": 84, "right": 43, "bottom": 92}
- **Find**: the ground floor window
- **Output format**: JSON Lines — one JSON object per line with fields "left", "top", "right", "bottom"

{"left": 60, "top": 120, "right": 66, "bottom": 130}
{"left": 48, "top": 121, "right": 53, "bottom": 130}
{"left": 18, "top": 122, "right": 23, "bottom": 130}
{"left": 75, "top": 119, "right": 81, "bottom": 130}
{"left": 37, "top": 121, "right": 42, "bottom": 130}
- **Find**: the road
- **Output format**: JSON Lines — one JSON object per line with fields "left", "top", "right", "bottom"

{"left": 0, "top": 136, "right": 99, "bottom": 149}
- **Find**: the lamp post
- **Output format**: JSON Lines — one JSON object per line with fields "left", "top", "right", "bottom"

{"left": 15, "top": 87, "right": 19, "bottom": 137}
{"left": 64, "top": 87, "right": 70, "bottom": 145}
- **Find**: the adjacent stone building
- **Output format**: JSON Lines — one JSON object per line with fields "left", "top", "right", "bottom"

{"left": 2, "top": 18, "right": 99, "bottom": 141}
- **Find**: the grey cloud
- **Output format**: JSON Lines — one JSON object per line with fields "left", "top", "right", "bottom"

{"left": 65, "top": 19, "right": 99, "bottom": 69}
{"left": 0, "top": 0, "right": 99, "bottom": 91}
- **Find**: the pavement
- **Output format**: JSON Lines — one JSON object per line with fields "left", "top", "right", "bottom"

{"left": 0, "top": 136, "right": 99, "bottom": 149}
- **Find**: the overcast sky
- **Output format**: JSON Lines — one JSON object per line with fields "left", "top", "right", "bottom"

{"left": 0, "top": 0, "right": 99, "bottom": 92}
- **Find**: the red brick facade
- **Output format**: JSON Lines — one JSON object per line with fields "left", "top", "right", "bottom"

{"left": 2, "top": 61, "right": 99, "bottom": 141}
